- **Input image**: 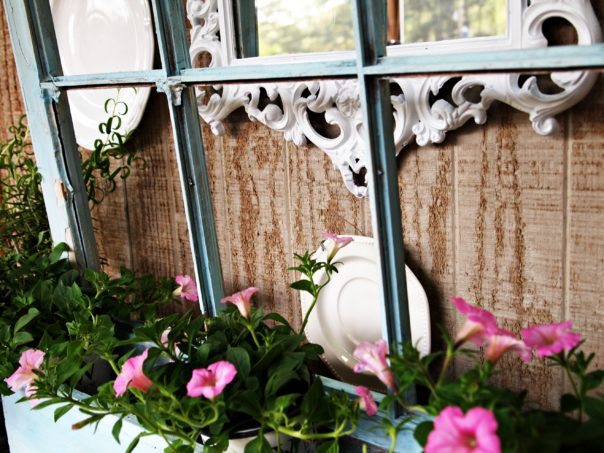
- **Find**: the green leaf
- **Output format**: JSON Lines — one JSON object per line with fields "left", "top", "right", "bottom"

{"left": 584, "top": 370, "right": 604, "bottom": 391}
{"left": 14, "top": 307, "right": 40, "bottom": 333}
{"left": 269, "top": 393, "right": 300, "bottom": 412}
{"left": 226, "top": 347, "right": 251, "bottom": 378}
{"left": 289, "top": 279, "right": 313, "bottom": 294}
{"left": 56, "top": 356, "right": 85, "bottom": 384}
{"left": 194, "top": 343, "right": 211, "bottom": 364}
{"left": 560, "top": 393, "right": 580, "bottom": 413}
{"left": 11, "top": 331, "right": 33, "bottom": 347}
{"left": 31, "top": 398, "right": 63, "bottom": 411}
{"left": 265, "top": 370, "right": 298, "bottom": 396}
{"left": 316, "top": 440, "right": 339, "bottom": 453}
{"left": 54, "top": 404, "right": 74, "bottom": 422}
{"left": 301, "top": 378, "right": 325, "bottom": 421}
{"left": 413, "top": 421, "right": 434, "bottom": 447}
{"left": 584, "top": 396, "right": 604, "bottom": 421}
{"left": 125, "top": 433, "right": 142, "bottom": 453}
{"left": 112, "top": 418, "right": 123, "bottom": 444}
{"left": 262, "top": 312, "right": 293, "bottom": 331}
{"left": 244, "top": 434, "right": 272, "bottom": 453}
{"left": 234, "top": 390, "right": 263, "bottom": 417}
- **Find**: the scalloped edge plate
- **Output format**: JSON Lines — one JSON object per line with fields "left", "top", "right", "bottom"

{"left": 50, "top": 0, "right": 154, "bottom": 149}
{"left": 300, "top": 235, "right": 431, "bottom": 390}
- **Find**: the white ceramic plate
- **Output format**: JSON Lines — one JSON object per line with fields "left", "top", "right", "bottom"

{"left": 300, "top": 235, "right": 431, "bottom": 390}
{"left": 49, "top": 0, "right": 154, "bottom": 150}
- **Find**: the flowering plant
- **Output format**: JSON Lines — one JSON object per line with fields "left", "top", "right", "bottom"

{"left": 13, "top": 235, "right": 361, "bottom": 453}
{"left": 353, "top": 297, "right": 604, "bottom": 453}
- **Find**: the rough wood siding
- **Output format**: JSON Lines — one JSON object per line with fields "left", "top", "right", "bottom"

{"left": 0, "top": 6, "right": 24, "bottom": 134}
{"left": 1, "top": 1, "right": 604, "bottom": 408}
{"left": 454, "top": 105, "right": 567, "bottom": 405}
{"left": 569, "top": 75, "right": 604, "bottom": 374}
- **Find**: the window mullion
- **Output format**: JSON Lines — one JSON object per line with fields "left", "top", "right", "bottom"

{"left": 37, "top": 44, "right": 604, "bottom": 90}
{"left": 351, "top": 0, "right": 414, "bottom": 401}
{"left": 3, "top": 0, "right": 99, "bottom": 270}
{"left": 150, "top": 0, "right": 225, "bottom": 316}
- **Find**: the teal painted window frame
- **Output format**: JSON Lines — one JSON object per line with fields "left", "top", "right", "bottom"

{"left": 3, "top": 0, "right": 604, "bottom": 449}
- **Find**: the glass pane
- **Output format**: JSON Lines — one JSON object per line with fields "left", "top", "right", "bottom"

{"left": 403, "top": 0, "right": 507, "bottom": 43}
{"left": 255, "top": 0, "right": 355, "bottom": 56}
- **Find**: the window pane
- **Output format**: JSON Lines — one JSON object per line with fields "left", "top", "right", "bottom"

{"left": 255, "top": 0, "right": 355, "bottom": 56}
{"left": 403, "top": 0, "right": 507, "bottom": 43}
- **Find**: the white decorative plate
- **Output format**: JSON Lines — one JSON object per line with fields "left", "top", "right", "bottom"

{"left": 49, "top": 0, "right": 154, "bottom": 150}
{"left": 300, "top": 235, "right": 431, "bottom": 390}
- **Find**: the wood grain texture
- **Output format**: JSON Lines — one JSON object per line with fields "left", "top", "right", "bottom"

{"left": 218, "top": 109, "right": 294, "bottom": 318}
{"left": 397, "top": 143, "right": 456, "bottom": 346}
{"left": 455, "top": 103, "right": 567, "bottom": 407}
{"left": 0, "top": 2, "right": 24, "bottom": 138}
{"left": 124, "top": 93, "right": 195, "bottom": 279}
{"left": 568, "top": 73, "right": 604, "bottom": 371}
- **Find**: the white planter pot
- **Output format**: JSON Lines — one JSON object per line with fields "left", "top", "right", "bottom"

{"left": 1, "top": 391, "right": 196, "bottom": 452}
{"left": 2, "top": 391, "right": 290, "bottom": 453}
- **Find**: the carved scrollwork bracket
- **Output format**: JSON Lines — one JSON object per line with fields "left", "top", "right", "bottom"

{"left": 187, "top": 0, "right": 601, "bottom": 197}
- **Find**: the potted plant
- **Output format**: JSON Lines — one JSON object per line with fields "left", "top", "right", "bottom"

{"left": 24, "top": 235, "right": 361, "bottom": 453}
{"left": 350, "top": 297, "right": 604, "bottom": 453}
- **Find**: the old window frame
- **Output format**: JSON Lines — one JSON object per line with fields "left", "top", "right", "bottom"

{"left": 4, "top": 0, "right": 604, "bottom": 448}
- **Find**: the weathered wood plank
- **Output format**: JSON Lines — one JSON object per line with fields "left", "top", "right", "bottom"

{"left": 0, "top": 2, "right": 24, "bottom": 136}
{"left": 568, "top": 74, "right": 604, "bottom": 372}
{"left": 88, "top": 152, "right": 133, "bottom": 276}
{"left": 397, "top": 143, "right": 457, "bottom": 347}
{"left": 124, "top": 94, "right": 183, "bottom": 278}
{"left": 200, "top": 119, "right": 234, "bottom": 295}
{"left": 455, "top": 103, "right": 567, "bottom": 408}
{"left": 219, "top": 111, "right": 293, "bottom": 317}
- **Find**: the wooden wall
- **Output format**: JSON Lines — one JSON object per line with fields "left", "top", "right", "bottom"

{"left": 2, "top": 1, "right": 604, "bottom": 409}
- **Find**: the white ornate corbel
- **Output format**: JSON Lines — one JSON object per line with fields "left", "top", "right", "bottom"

{"left": 187, "top": 0, "right": 601, "bottom": 197}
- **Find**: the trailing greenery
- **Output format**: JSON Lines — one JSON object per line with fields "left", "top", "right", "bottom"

{"left": 83, "top": 91, "right": 145, "bottom": 206}
{"left": 0, "top": 117, "right": 50, "bottom": 256}
{"left": 0, "top": 104, "right": 168, "bottom": 394}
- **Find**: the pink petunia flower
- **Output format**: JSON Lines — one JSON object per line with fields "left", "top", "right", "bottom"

{"left": 425, "top": 406, "right": 501, "bottom": 453}
{"left": 173, "top": 275, "right": 199, "bottom": 302}
{"left": 485, "top": 329, "right": 532, "bottom": 363}
{"left": 220, "top": 287, "right": 259, "bottom": 321}
{"left": 5, "top": 349, "right": 44, "bottom": 404}
{"left": 114, "top": 349, "right": 153, "bottom": 397}
{"left": 354, "top": 386, "right": 378, "bottom": 416}
{"left": 322, "top": 232, "right": 353, "bottom": 262}
{"left": 353, "top": 340, "right": 397, "bottom": 392}
{"left": 521, "top": 321, "right": 581, "bottom": 357}
{"left": 186, "top": 361, "right": 237, "bottom": 400}
{"left": 451, "top": 297, "right": 499, "bottom": 346}
{"left": 160, "top": 328, "right": 181, "bottom": 357}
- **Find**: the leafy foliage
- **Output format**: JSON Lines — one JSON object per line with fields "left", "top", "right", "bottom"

{"left": 0, "top": 117, "right": 49, "bottom": 256}
{"left": 383, "top": 335, "right": 604, "bottom": 453}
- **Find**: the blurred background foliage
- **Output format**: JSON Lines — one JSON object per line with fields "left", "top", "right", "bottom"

{"left": 253, "top": 0, "right": 507, "bottom": 56}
